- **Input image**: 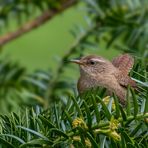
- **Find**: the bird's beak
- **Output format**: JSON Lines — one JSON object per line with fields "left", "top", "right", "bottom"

{"left": 70, "top": 59, "right": 84, "bottom": 65}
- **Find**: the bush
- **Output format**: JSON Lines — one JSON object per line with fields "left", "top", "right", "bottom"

{"left": 0, "top": 0, "right": 147, "bottom": 147}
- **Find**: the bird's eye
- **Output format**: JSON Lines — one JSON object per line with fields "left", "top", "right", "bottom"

{"left": 89, "top": 60, "right": 96, "bottom": 65}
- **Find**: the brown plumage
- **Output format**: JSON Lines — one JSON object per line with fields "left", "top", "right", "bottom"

{"left": 70, "top": 54, "right": 136, "bottom": 106}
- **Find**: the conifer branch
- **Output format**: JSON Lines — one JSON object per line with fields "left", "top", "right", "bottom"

{"left": 0, "top": 0, "right": 77, "bottom": 46}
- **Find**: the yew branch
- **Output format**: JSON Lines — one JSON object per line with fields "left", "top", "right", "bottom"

{"left": 0, "top": 0, "right": 77, "bottom": 46}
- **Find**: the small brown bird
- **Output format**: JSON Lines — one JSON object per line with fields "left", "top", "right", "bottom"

{"left": 70, "top": 54, "right": 137, "bottom": 106}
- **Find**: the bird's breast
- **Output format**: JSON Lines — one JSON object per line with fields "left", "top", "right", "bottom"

{"left": 77, "top": 74, "right": 122, "bottom": 93}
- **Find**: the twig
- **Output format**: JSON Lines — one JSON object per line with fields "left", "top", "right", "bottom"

{"left": 54, "top": 113, "right": 148, "bottom": 145}
{"left": 0, "top": 0, "right": 77, "bottom": 46}
{"left": 92, "top": 113, "right": 148, "bottom": 129}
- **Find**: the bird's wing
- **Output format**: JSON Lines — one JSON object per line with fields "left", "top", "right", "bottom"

{"left": 112, "top": 54, "right": 134, "bottom": 75}
{"left": 114, "top": 73, "right": 137, "bottom": 88}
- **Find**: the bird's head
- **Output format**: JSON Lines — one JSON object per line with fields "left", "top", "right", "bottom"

{"left": 70, "top": 55, "right": 113, "bottom": 76}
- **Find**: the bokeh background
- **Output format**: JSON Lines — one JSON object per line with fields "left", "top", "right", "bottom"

{"left": 1, "top": 2, "right": 120, "bottom": 72}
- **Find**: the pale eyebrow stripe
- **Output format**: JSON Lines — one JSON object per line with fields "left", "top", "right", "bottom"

{"left": 91, "top": 58, "right": 105, "bottom": 63}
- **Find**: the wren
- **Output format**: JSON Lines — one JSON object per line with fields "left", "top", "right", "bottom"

{"left": 70, "top": 54, "right": 137, "bottom": 106}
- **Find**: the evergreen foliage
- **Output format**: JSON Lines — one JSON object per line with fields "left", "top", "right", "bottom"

{"left": 0, "top": 0, "right": 147, "bottom": 147}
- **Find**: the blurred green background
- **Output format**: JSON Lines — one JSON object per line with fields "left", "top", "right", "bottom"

{"left": 2, "top": 4, "right": 119, "bottom": 72}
